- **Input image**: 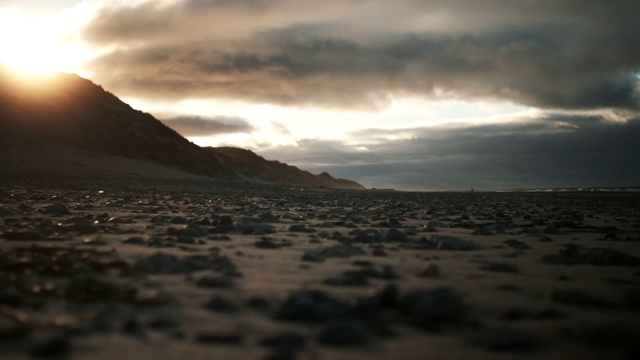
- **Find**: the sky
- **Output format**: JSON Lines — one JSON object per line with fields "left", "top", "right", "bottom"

{"left": 1, "top": 0, "right": 639, "bottom": 190}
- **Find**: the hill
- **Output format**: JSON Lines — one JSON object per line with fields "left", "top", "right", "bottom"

{"left": 0, "top": 66, "right": 364, "bottom": 190}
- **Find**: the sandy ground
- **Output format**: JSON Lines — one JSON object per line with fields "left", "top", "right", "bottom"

{"left": 1, "top": 179, "right": 639, "bottom": 359}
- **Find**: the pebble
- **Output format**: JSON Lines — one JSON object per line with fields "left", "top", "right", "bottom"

{"left": 430, "top": 235, "right": 483, "bottom": 251}
{"left": 402, "top": 287, "right": 465, "bottom": 330}
{"left": 41, "top": 204, "right": 70, "bottom": 215}
{"left": 196, "top": 275, "right": 234, "bottom": 288}
{"left": 324, "top": 272, "right": 369, "bottom": 286}
{"left": 320, "top": 244, "right": 365, "bottom": 258}
{"left": 278, "top": 290, "right": 351, "bottom": 322}
{"left": 550, "top": 290, "right": 603, "bottom": 307}
{"left": 65, "top": 216, "right": 97, "bottom": 232}
{"left": 419, "top": 264, "right": 441, "bottom": 278}
{"left": 317, "top": 322, "right": 370, "bottom": 347}
{"left": 195, "top": 330, "right": 243, "bottom": 345}
{"left": 480, "top": 262, "right": 519, "bottom": 273}
{"left": 204, "top": 296, "right": 240, "bottom": 313}
{"left": 467, "top": 328, "right": 536, "bottom": 351}
{"left": 29, "top": 334, "right": 71, "bottom": 357}
{"left": 259, "top": 330, "right": 306, "bottom": 349}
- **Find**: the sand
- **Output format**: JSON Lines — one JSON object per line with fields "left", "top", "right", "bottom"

{"left": 1, "top": 179, "right": 639, "bottom": 359}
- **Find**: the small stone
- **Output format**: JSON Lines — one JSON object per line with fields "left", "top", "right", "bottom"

{"left": 288, "top": 224, "right": 315, "bottom": 233}
{"left": 259, "top": 330, "right": 306, "bottom": 349}
{"left": 123, "top": 237, "right": 146, "bottom": 245}
{"left": 0, "top": 315, "right": 25, "bottom": 339}
{"left": 320, "top": 244, "right": 365, "bottom": 258}
{"left": 66, "top": 216, "right": 96, "bottom": 232}
{"left": 430, "top": 235, "right": 483, "bottom": 251}
{"left": 550, "top": 290, "right": 603, "bottom": 307}
{"left": 278, "top": 290, "right": 351, "bottom": 322}
{"left": 317, "top": 322, "right": 370, "bottom": 347}
{"left": 402, "top": 287, "right": 465, "bottom": 331}
{"left": 259, "top": 212, "right": 279, "bottom": 223}
{"left": 324, "top": 272, "right": 369, "bottom": 287}
{"left": 42, "top": 204, "right": 70, "bottom": 215}
{"left": 480, "top": 262, "right": 519, "bottom": 273}
{"left": 29, "top": 334, "right": 71, "bottom": 357}
{"left": 468, "top": 328, "right": 536, "bottom": 351}
{"left": 204, "top": 296, "right": 240, "bottom": 313}
{"left": 504, "top": 239, "right": 531, "bottom": 250}
{"left": 255, "top": 239, "right": 280, "bottom": 249}
{"left": 218, "top": 216, "right": 234, "bottom": 227}
{"left": 419, "top": 264, "right": 441, "bottom": 278}
{"left": 301, "top": 251, "right": 324, "bottom": 262}
{"left": 3, "top": 229, "right": 48, "bottom": 241}
{"left": 170, "top": 216, "right": 188, "bottom": 224}
{"left": 195, "top": 330, "right": 243, "bottom": 345}
{"left": 121, "top": 318, "right": 146, "bottom": 338}
{"left": 386, "top": 229, "right": 407, "bottom": 242}
{"left": 196, "top": 275, "right": 234, "bottom": 288}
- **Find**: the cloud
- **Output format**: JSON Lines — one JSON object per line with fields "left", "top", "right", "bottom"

{"left": 81, "top": 0, "right": 640, "bottom": 111}
{"left": 258, "top": 115, "right": 640, "bottom": 190}
{"left": 160, "top": 115, "right": 254, "bottom": 136}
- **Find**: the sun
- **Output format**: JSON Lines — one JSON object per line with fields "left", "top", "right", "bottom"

{"left": 0, "top": 7, "right": 89, "bottom": 76}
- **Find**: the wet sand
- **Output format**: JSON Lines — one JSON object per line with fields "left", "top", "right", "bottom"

{"left": 1, "top": 179, "right": 639, "bottom": 359}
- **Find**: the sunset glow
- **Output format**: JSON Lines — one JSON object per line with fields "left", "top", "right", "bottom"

{"left": 1, "top": 0, "right": 639, "bottom": 190}
{"left": 0, "top": 6, "right": 90, "bottom": 75}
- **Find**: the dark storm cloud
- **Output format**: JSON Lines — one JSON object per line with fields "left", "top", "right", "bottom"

{"left": 160, "top": 115, "right": 254, "bottom": 136}
{"left": 259, "top": 115, "right": 640, "bottom": 190}
{"left": 82, "top": 0, "right": 640, "bottom": 110}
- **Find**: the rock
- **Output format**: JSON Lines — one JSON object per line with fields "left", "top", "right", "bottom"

{"left": 472, "top": 226, "right": 493, "bottom": 236}
{"left": 136, "top": 252, "right": 176, "bottom": 273}
{"left": 419, "top": 264, "right": 441, "bottom": 278}
{"left": 169, "top": 216, "right": 188, "bottom": 224}
{"left": 255, "top": 238, "right": 280, "bottom": 249}
{"left": 0, "top": 206, "right": 11, "bottom": 216}
{"left": 195, "top": 330, "right": 243, "bottom": 345}
{"left": 550, "top": 290, "right": 603, "bottom": 307}
{"left": 0, "top": 315, "right": 25, "bottom": 339}
{"left": 123, "top": 237, "right": 147, "bottom": 245}
{"left": 29, "top": 334, "right": 71, "bottom": 357}
{"left": 288, "top": 224, "right": 315, "bottom": 233}
{"left": 259, "top": 330, "right": 306, "bottom": 349}
{"left": 430, "top": 235, "right": 483, "bottom": 251}
{"left": 402, "top": 287, "right": 465, "bottom": 330}
{"left": 504, "top": 239, "right": 531, "bottom": 250}
{"left": 3, "top": 229, "right": 48, "bottom": 241}
{"left": 317, "top": 322, "right": 370, "bottom": 347}
{"left": 204, "top": 296, "right": 240, "bottom": 313}
{"left": 541, "top": 245, "right": 640, "bottom": 267}
{"left": 259, "top": 212, "right": 279, "bottom": 223}
{"left": 41, "top": 204, "right": 70, "bottom": 215}
{"left": 480, "top": 262, "right": 519, "bottom": 273}
{"left": 386, "top": 229, "right": 408, "bottom": 242}
{"left": 301, "top": 251, "right": 324, "bottom": 262}
{"left": 218, "top": 215, "right": 234, "bottom": 227}
{"left": 196, "top": 275, "right": 234, "bottom": 288}
{"left": 324, "top": 272, "right": 369, "bottom": 287}
{"left": 378, "top": 283, "right": 399, "bottom": 308}
{"left": 121, "top": 317, "right": 146, "bottom": 338}
{"left": 320, "top": 244, "right": 365, "bottom": 258}
{"left": 545, "top": 226, "right": 562, "bottom": 235}
{"left": 65, "top": 216, "right": 96, "bottom": 232}
{"left": 467, "top": 328, "right": 536, "bottom": 351}
{"left": 278, "top": 290, "right": 351, "bottom": 322}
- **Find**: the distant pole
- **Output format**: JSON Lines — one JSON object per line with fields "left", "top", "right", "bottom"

{"left": 471, "top": 187, "right": 474, "bottom": 192}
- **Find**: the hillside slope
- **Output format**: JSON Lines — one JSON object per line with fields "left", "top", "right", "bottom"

{"left": 0, "top": 67, "right": 364, "bottom": 189}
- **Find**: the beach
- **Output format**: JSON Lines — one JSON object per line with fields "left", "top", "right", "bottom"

{"left": 1, "top": 180, "right": 639, "bottom": 359}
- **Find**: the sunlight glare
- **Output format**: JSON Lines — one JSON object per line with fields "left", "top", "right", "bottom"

{"left": 0, "top": 6, "right": 91, "bottom": 76}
